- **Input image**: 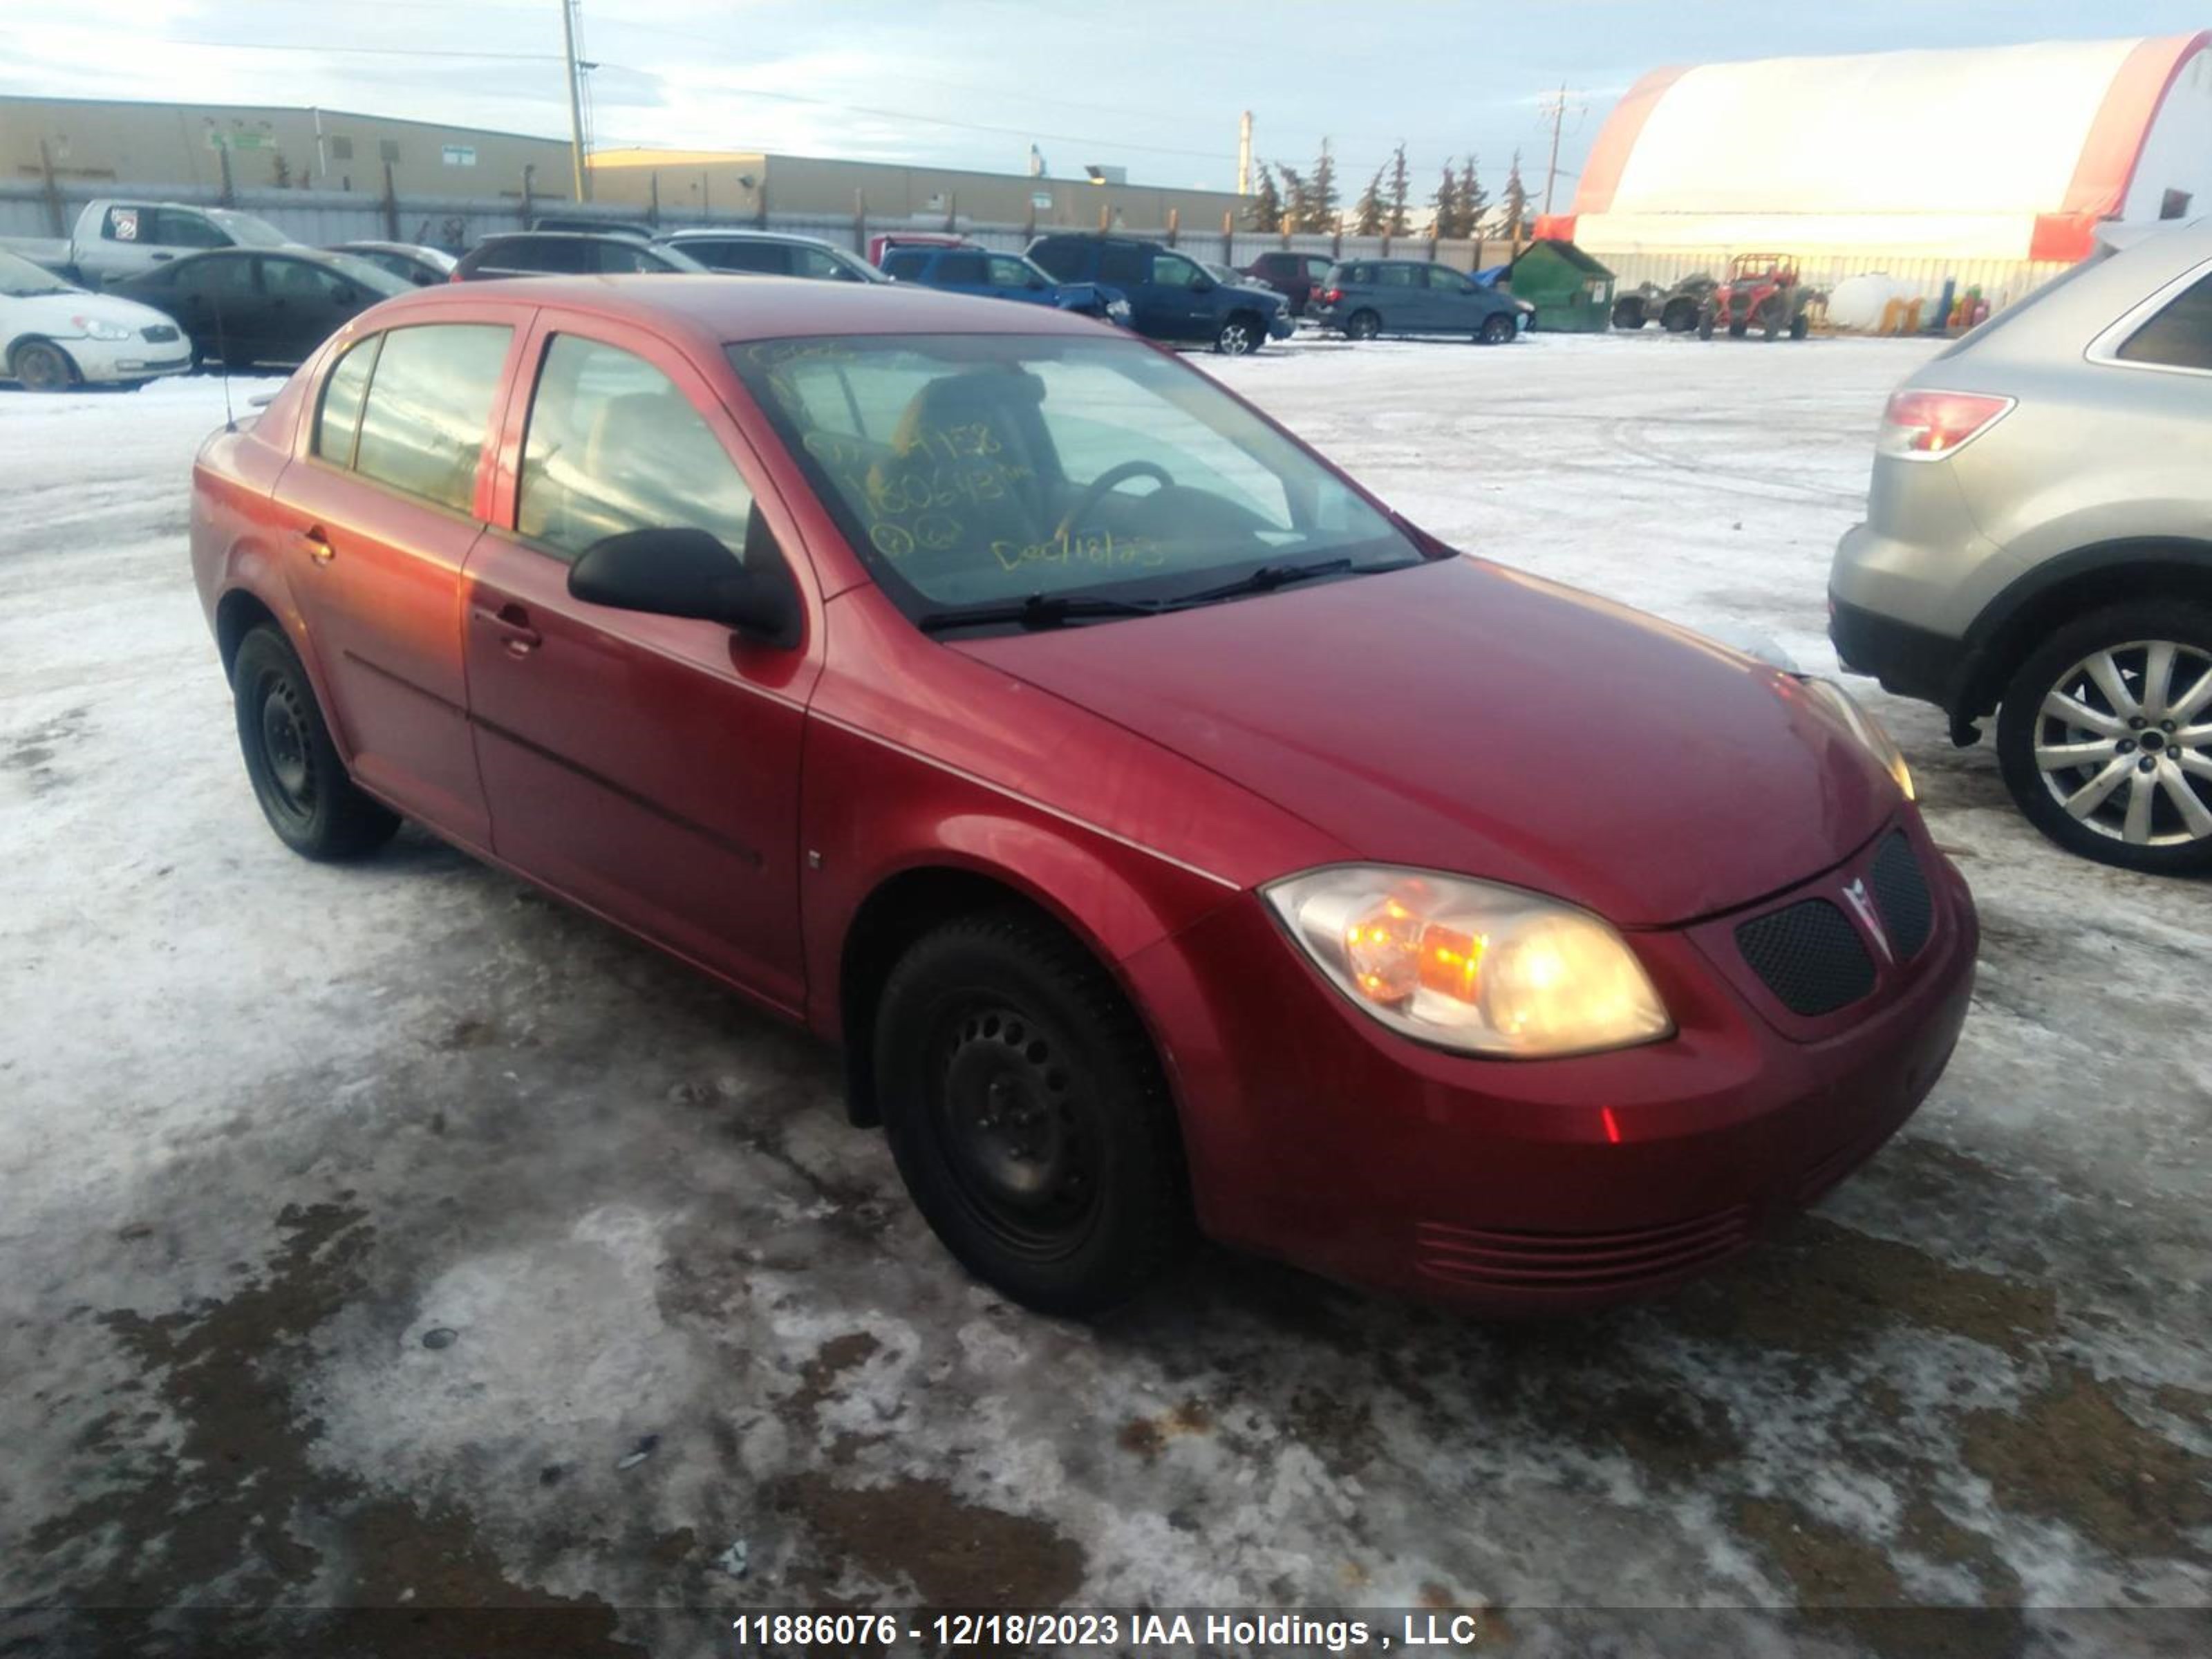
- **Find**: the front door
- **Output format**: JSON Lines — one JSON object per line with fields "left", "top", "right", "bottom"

{"left": 461, "top": 318, "right": 817, "bottom": 1011}
{"left": 169, "top": 253, "right": 262, "bottom": 365}
{"left": 278, "top": 317, "right": 519, "bottom": 845}
{"left": 1143, "top": 250, "right": 1215, "bottom": 341}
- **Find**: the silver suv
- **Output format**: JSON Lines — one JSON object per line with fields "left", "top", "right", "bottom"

{"left": 1829, "top": 218, "right": 2212, "bottom": 874}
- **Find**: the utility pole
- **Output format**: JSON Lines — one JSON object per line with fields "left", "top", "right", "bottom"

{"left": 1237, "top": 111, "right": 1253, "bottom": 196}
{"left": 1537, "top": 83, "right": 1585, "bottom": 217}
{"left": 560, "top": 0, "right": 590, "bottom": 200}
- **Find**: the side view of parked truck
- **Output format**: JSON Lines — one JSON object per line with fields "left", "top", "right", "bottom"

{"left": 0, "top": 200, "right": 296, "bottom": 288}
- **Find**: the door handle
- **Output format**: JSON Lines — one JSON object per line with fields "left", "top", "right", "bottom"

{"left": 299, "top": 525, "right": 335, "bottom": 564}
{"left": 150, "top": 252, "right": 174, "bottom": 263}
{"left": 471, "top": 601, "right": 542, "bottom": 656}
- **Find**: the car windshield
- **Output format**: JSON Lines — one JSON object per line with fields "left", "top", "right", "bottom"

{"left": 0, "top": 249, "right": 77, "bottom": 297}
{"left": 729, "top": 332, "right": 1422, "bottom": 627}
{"left": 207, "top": 209, "right": 291, "bottom": 247}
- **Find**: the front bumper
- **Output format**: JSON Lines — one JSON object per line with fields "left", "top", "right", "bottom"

{"left": 1122, "top": 812, "right": 1976, "bottom": 1313}
{"left": 62, "top": 334, "right": 194, "bottom": 384}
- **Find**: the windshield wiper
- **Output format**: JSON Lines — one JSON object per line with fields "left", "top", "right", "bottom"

{"left": 914, "top": 591, "right": 1168, "bottom": 634}
{"left": 1169, "top": 556, "right": 1416, "bottom": 607}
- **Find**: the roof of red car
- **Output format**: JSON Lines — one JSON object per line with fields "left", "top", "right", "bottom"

{"left": 366, "top": 273, "right": 1100, "bottom": 345}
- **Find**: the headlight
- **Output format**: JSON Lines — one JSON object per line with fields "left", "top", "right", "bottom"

{"left": 1800, "top": 677, "right": 1915, "bottom": 800}
{"left": 1264, "top": 867, "right": 1672, "bottom": 1058}
{"left": 72, "top": 316, "right": 134, "bottom": 341}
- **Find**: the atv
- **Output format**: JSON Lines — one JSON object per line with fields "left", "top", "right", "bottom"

{"left": 1611, "top": 273, "right": 1714, "bottom": 333}
{"left": 1696, "top": 253, "right": 1820, "bottom": 340}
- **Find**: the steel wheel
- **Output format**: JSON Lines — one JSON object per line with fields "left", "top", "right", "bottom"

{"left": 250, "top": 666, "right": 321, "bottom": 831}
{"left": 12, "top": 340, "right": 75, "bottom": 393}
{"left": 2028, "top": 639, "right": 2212, "bottom": 850}
{"left": 928, "top": 1000, "right": 1100, "bottom": 1262}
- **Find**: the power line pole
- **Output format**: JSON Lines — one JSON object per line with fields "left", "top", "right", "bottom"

{"left": 1237, "top": 111, "right": 1253, "bottom": 196}
{"left": 1537, "top": 83, "right": 1585, "bottom": 217}
{"left": 560, "top": 0, "right": 590, "bottom": 200}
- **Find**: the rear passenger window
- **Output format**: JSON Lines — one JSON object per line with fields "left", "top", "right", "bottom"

{"left": 351, "top": 324, "right": 512, "bottom": 513}
{"left": 2117, "top": 272, "right": 2212, "bottom": 371}
{"left": 517, "top": 335, "right": 754, "bottom": 563}
{"left": 314, "top": 335, "right": 381, "bottom": 467}
{"left": 708, "top": 241, "right": 788, "bottom": 274}
{"left": 937, "top": 252, "right": 988, "bottom": 285}
{"left": 1098, "top": 246, "right": 1146, "bottom": 287}
{"left": 1378, "top": 265, "right": 1421, "bottom": 288}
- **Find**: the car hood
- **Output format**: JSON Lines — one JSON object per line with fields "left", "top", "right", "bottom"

{"left": 1, "top": 290, "right": 176, "bottom": 333}
{"left": 953, "top": 557, "right": 1899, "bottom": 926}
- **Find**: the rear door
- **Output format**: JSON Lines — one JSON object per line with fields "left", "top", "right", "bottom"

{"left": 258, "top": 256, "right": 359, "bottom": 365}
{"left": 1374, "top": 263, "right": 1425, "bottom": 332}
{"left": 460, "top": 315, "right": 820, "bottom": 1009}
{"left": 171, "top": 252, "right": 263, "bottom": 364}
{"left": 276, "top": 315, "right": 521, "bottom": 845}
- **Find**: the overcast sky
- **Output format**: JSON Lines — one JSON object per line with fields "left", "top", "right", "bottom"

{"left": 10, "top": 1, "right": 2211, "bottom": 202}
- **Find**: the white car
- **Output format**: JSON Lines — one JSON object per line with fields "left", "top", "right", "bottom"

{"left": 1, "top": 249, "right": 194, "bottom": 392}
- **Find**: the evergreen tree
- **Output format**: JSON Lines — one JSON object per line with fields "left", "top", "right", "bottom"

{"left": 1273, "top": 163, "right": 1311, "bottom": 232}
{"left": 1501, "top": 149, "right": 1530, "bottom": 243}
{"left": 1459, "top": 155, "right": 1488, "bottom": 239}
{"left": 1385, "top": 143, "right": 1411, "bottom": 238}
{"left": 270, "top": 152, "right": 294, "bottom": 189}
{"left": 1305, "top": 139, "right": 1339, "bottom": 233}
{"left": 1430, "top": 158, "right": 1463, "bottom": 240}
{"left": 1351, "top": 165, "right": 1387, "bottom": 237}
{"left": 1246, "top": 168, "right": 1284, "bottom": 233}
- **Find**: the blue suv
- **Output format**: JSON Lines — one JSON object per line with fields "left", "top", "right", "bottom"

{"left": 880, "top": 243, "right": 1132, "bottom": 326}
{"left": 1027, "top": 234, "right": 1293, "bottom": 355}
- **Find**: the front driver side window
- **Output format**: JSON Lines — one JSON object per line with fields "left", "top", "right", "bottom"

{"left": 518, "top": 334, "right": 756, "bottom": 563}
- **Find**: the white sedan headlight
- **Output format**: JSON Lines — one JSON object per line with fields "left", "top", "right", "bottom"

{"left": 72, "top": 316, "right": 135, "bottom": 341}
{"left": 1800, "top": 677, "right": 1915, "bottom": 800}
{"left": 1264, "top": 867, "right": 1671, "bottom": 1058}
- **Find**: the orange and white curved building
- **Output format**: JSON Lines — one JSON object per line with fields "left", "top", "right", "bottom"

{"left": 1535, "top": 34, "right": 2212, "bottom": 264}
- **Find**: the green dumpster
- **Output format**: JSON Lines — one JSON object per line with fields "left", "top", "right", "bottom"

{"left": 1508, "top": 239, "right": 1615, "bottom": 332}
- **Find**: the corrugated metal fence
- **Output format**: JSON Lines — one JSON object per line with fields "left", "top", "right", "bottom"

{"left": 1595, "top": 246, "right": 2071, "bottom": 312}
{"left": 0, "top": 177, "right": 1508, "bottom": 272}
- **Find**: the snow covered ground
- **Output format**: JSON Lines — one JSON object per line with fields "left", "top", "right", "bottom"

{"left": 2, "top": 334, "right": 2207, "bottom": 1656}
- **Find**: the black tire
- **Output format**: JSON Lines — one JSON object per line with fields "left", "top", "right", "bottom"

{"left": 1662, "top": 297, "right": 1699, "bottom": 333}
{"left": 12, "top": 339, "right": 77, "bottom": 393}
{"left": 874, "top": 908, "right": 1193, "bottom": 1315}
{"left": 232, "top": 626, "right": 400, "bottom": 861}
{"left": 1789, "top": 313, "right": 1811, "bottom": 341}
{"left": 1727, "top": 317, "right": 1750, "bottom": 339}
{"left": 1696, "top": 308, "right": 1716, "bottom": 341}
{"left": 1611, "top": 297, "right": 1647, "bottom": 330}
{"left": 1214, "top": 312, "right": 1264, "bottom": 356}
{"left": 1995, "top": 601, "right": 2212, "bottom": 875}
{"left": 1343, "top": 308, "right": 1381, "bottom": 341}
{"left": 1758, "top": 300, "right": 1786, "bottom": 341}
{"left": 1479, "top": 312, "right": 1516, "bottom": 344}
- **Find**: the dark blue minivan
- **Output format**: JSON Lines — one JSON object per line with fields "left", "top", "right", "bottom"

{"left": 1311, "top": 259, "right": 1533, "bottom": 343}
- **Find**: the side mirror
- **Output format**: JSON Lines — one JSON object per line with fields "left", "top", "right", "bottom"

{"left": 569, "top": 521, "right": 802, "bottom": 649}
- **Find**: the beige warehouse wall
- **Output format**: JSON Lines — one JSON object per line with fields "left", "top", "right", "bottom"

{"left": 1, "top": 96, "right": 575, "bottom": 200}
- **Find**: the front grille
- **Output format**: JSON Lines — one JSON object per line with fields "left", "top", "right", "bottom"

{"left": 1869, "top": 832, "right": 1933, "bottom": 960}
{"left": 1416, "top": 1206, "right": 1754, "bottom": 1293}
{"left": 1736, "top": 899, "right": 1875, "bottom": 1016}
{"left": 140, "top": 324, "right": 180, "bottom": 343}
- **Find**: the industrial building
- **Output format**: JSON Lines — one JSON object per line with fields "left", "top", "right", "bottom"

{"left": 0, "top": 95, "right": 1249, "bottom": 231}
{"left": 1536, "top": 33, "right": 2212, "bottom": 263}
{"left": 587, "top": 149, "right": 1248, "bottom": 232}
{"left": 0, "top": 96, "right": 572, "bottom": 198}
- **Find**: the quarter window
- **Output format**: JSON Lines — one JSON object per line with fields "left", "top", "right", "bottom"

{"left": 518, "top": 335, "right": 754, "bottom": 562}
{"left": 2117, "top": 271, "right": 2212, "bottom": 372}
{"left": 314, "top": 335, "right": 381, "bottom": 467}
{"left": 350, "top": 324, "right": 512, "bottom": 513}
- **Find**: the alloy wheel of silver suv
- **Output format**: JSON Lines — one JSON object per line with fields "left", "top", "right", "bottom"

{"left": 1997, "top": 603, "right": 2212, "bottom": 874}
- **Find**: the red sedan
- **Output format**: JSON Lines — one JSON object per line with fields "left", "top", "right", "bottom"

{"left": 189, "top": 278, "right": 1976, "bottom": 1316}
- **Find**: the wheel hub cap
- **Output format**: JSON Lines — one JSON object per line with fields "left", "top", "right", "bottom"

{"left": 2032, "top": 639, "right": 2212, "bottom": 847}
